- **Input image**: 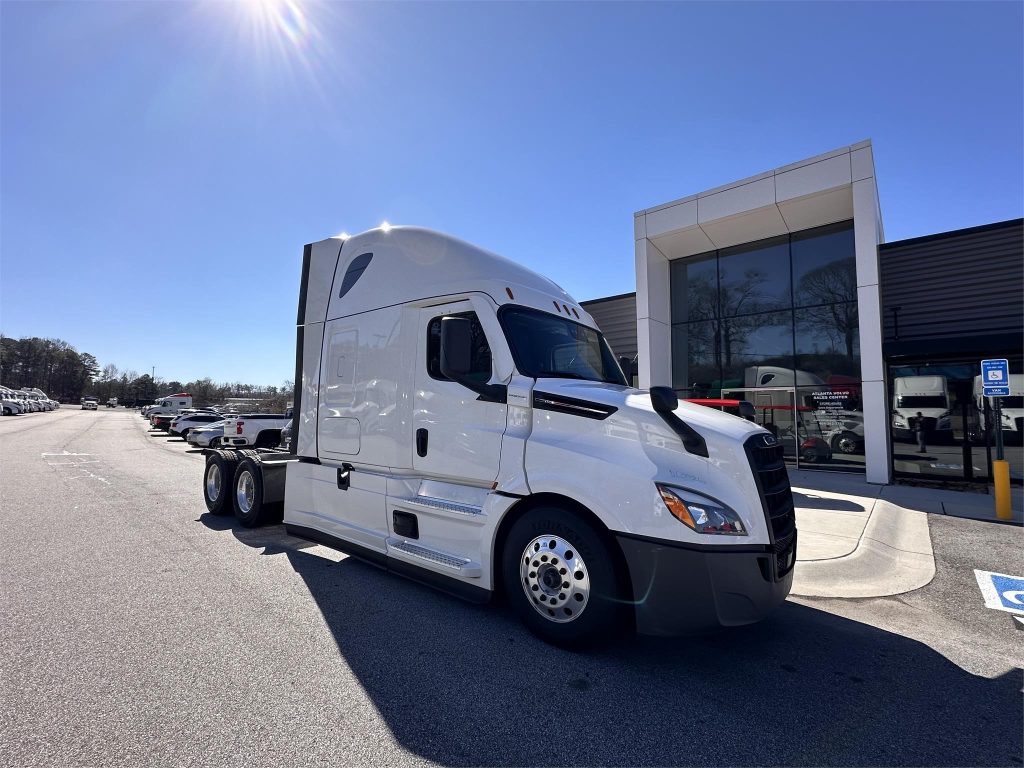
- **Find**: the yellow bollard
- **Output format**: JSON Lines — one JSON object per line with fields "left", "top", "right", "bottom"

{"left": 993, "top": 460, "right": 1012, "bottom": 520}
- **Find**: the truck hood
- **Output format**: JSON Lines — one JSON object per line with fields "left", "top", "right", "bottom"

{"left": 526, "top": 379, "right": 780, "bottom": 545}
{"left": 533, "top": 379, "right": 767, "bottom": 443}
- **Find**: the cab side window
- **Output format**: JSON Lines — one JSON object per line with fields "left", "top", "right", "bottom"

{"left": 427, "top": 312, "right": 492, "bottom": 384}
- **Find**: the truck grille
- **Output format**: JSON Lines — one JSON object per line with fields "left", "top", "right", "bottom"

{"left": 744, "top": 434, "right": 797, "bottom": 579}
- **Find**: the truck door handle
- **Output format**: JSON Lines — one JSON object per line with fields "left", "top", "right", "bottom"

{"left": 416, "top": 428, "right": 428, "bottom": 457}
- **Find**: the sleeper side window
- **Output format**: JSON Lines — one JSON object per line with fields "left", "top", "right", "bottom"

{"left": 427, "top": 312, "right": 492, "bottom": 384}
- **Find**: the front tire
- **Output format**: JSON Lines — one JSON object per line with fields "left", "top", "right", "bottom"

{"left": 502, "top": 506, "right": 625, "bottom": 648}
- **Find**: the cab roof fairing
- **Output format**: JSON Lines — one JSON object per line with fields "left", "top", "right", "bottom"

{"left": 307, "top": 226, "right": 597, "bottom": 329}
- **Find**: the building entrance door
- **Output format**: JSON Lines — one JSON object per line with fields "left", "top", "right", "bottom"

{"left": 888, "top": 361, "right": 1023, "bottom": 484}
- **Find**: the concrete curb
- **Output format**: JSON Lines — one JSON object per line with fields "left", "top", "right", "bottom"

{"left": 790, "top": 499, "right": 935, "bottom": 598}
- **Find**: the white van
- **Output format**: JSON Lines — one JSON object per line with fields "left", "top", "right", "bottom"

{"left": 201, "top": 227, "right": 796, "bottom": 646}
{"left": 974, "top": 374, "right": 1023, "bottom": 437}
{"left": 892, "top": 375, "right": 951, "bottom": 440}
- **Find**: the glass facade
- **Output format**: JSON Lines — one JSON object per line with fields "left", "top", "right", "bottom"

{"left": 888, "top": 359, "right": 1023, "bottom": 484}
{"left": 670, "top": 221, "right": 863, "bottom": 471}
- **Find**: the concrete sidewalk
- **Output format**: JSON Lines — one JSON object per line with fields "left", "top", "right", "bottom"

{"left": 787, "top": 469, "right": 1022, "bottom": 599}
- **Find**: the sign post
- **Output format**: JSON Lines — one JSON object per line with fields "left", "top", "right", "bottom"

{"left": 981, "top": 358, "right": 1011, "bottom": 520}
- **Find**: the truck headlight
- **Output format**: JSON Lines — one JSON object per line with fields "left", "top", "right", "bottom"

{"left": 656, "top": 484, "right": 747, "bottom": 535}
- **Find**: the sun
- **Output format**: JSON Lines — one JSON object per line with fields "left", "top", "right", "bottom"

{"left": 240, "top": 0, "right": 312, "bottom": 48}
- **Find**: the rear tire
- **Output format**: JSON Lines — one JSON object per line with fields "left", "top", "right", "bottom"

{"left": 204, "top": 451, "right": 238, "bottom": 515}
{"left": 232, "top": 458, "right": 281, "bottom": 527}
{"left": 502, "top": 506, "right": 625, "bottom": 649}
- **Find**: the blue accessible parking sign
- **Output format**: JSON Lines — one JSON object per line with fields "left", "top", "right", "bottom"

{"left": 981, "top": 358, "right": 1010, "bottom": 397}
{"left": 974, "top": 570, "right": 1024, "bottom": 614}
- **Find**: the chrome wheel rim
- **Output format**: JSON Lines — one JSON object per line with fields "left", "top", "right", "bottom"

{"left": 236, "top": 470, "right": 255, "bottom": 515}
{"left": 520, "top": 535, "right": 590, "bottom": 623}
{"left": 205, "top": 464, "right": 221, "bottom": 502}
{"left": 838, "top": 435, "right": 857, "bottom": 454}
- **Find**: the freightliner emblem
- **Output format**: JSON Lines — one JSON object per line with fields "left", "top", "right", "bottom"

{"left": 762, "top": 434, "right": 777, "bottom": 446}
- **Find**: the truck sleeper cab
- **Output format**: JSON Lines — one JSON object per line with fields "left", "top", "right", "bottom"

{"left": 202, "top": 226, "right": 796, "bottom": 646}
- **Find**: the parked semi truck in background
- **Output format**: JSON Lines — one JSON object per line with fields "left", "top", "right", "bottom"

{"left": 143, "top": 393, "right": 193, "bottom": 419}
{"left": 892, "top": 375, "right": 952, "bottom": 441}
{"left": 974, "top": 373, "right": 1024, "bottom": 439}
{"left": 200, "top": 226, "right": 796, "bottom": 646}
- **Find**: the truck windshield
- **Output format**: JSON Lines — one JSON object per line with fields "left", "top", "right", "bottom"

{"left": 897, "top": 396, "right": 947, "bottom": 408}
{"left": 498, "top": 305, "right": 627, "bottom": 386}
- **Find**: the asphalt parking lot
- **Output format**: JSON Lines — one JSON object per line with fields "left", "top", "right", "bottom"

{"left": 1, "top": 408, "right": 1021, "bottom": 767}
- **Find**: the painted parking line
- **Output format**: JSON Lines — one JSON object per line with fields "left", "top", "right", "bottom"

{"left": 974, "top": 569, "right": 1024, "bottom": 615}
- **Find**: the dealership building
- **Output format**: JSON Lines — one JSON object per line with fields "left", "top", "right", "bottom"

{"left": 582, "top": 140, "right": 1023, "bottom": 486}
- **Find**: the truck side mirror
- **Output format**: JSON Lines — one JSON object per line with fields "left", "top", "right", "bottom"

{"left": 738, "top": 400, "right": 755, "bottom": 421}
{"left": 440, "top": 316, "right": 472, "bottom": 378}
{"left": 650, "top": 386, "right": 678, "bottom": 413}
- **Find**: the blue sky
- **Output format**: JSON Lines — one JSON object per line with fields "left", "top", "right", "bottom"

{"left": 2, "top": 1, "right": 1021, "bottom": 387}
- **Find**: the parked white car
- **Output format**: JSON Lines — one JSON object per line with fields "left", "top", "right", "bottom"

{"left": 170, "top": 412, "right": 228, "bottom": 439}
{"left": 82, "top": 399, "right": 98, "bottom": 411}
{"left": 187, "top": 421, "right": 228, "bottom": 448}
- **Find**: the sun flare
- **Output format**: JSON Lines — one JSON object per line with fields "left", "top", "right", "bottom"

{"left": 241, "top": 0, "right": 312, "bottom": 48}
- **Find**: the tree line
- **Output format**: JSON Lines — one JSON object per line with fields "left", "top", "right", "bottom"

{"left": 1, "top": 335, "right": 291, "bottom": 410}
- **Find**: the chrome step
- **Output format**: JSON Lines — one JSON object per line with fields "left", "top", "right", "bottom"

{"left": 406, "top": 495, "right": 483, "bottom": 517}
{"left": 387, "top": 538, "right": 482, "bottom": 578}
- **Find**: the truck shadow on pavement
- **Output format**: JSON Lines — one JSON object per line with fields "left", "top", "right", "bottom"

{"left": 789, "top": 491, "right": 867, "bottom": 513}
{"left": 198, "top": 515, "right": 1022, "bottom": 767}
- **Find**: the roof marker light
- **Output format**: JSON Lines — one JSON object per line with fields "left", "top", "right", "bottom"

{"left": 506, "top": 287, "right": 515, "bottom": 300}
{"left": 553, "top": 301, "right": 561, "bottom": 312}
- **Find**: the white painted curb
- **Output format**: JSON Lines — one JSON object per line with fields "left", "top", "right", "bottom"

{"left": 790, "top": 499, "right": 935, "bottom": 598}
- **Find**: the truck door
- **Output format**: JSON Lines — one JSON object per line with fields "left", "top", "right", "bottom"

{"left": 413, "top": 302, "right": 506, "bottom": 484}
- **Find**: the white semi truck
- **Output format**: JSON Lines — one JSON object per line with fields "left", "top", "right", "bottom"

{"left": 974, "top": 374, "right": 1024, "bottom": 438}
{"left": 143, "top": 393, "right": 193, "bottom": 419}
{"left": 891, "top": 375, "right": 952, "bottom": 441}
{"left": 200, "top": 227, "right": 796, "bottom": 646}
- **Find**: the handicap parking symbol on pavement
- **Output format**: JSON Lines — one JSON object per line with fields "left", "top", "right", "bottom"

{"left": 974, "top": 570, "right": 1024, "bottom": 614}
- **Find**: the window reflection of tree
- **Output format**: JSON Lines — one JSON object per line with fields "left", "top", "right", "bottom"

{"left": 687, "top": 265, "right": 776, "bottom": 368}
{"left": 796, "top": 258, "right": 858, "bottom": 360}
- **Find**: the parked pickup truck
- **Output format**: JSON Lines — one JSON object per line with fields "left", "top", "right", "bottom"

{"left": 220, "top": 414, "right": 291, "bottom": 448}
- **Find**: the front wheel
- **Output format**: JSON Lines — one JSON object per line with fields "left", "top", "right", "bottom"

{"left": 831, "top": 431, "right": 859, "bottom": 454}
{"left": 502, "top": 507, "right": 625, "bottom": 648}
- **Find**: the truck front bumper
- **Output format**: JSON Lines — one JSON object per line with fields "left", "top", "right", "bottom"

{"left": 615, "top": 532, "right": 795, "bottom": 636}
